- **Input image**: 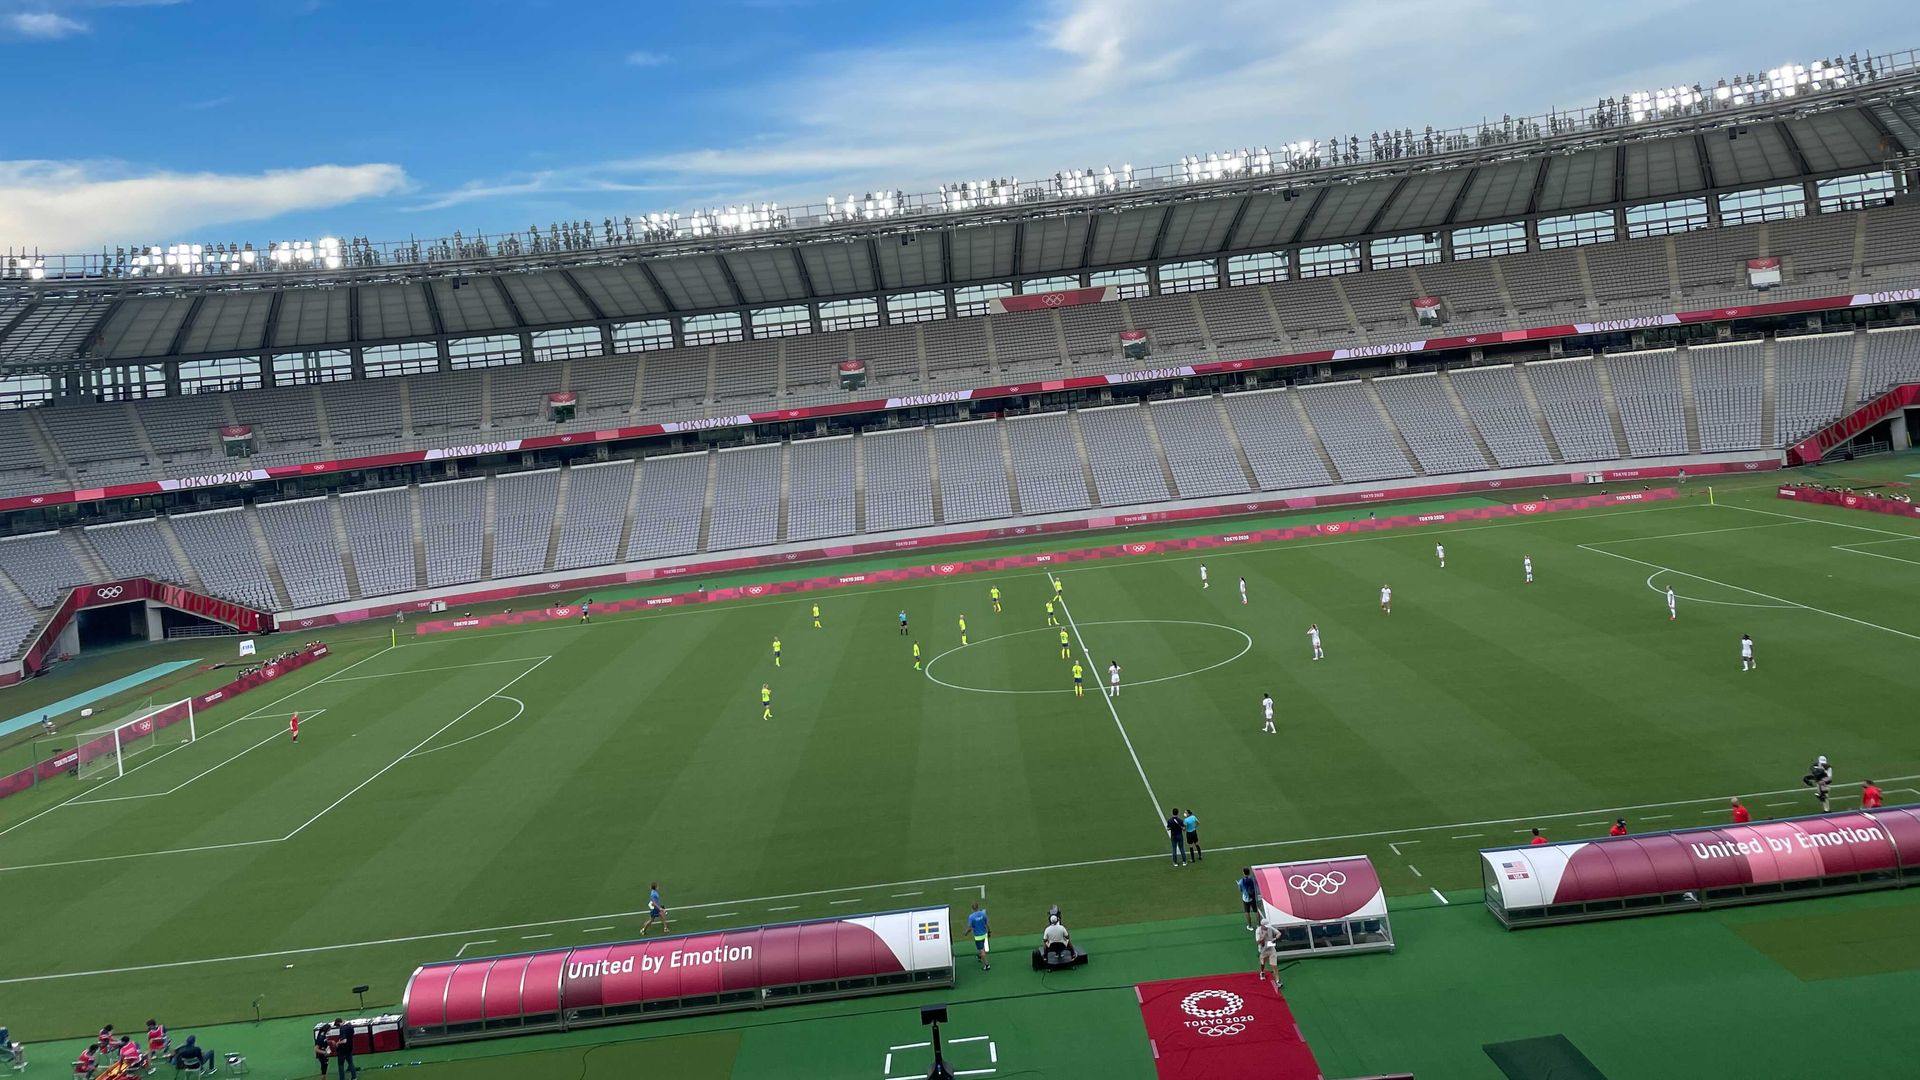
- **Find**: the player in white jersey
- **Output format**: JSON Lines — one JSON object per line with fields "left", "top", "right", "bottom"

{"left": 1200, "top": 564, "right": 1209, "bottom": 590}
{"left": 1238, "top": 577, "right": 1248, "bottom": 605}
{"left": 1435, "top": 543, "right": 1446, "bottom": 568}
{"left": 1261, "top": 693, "right": 1275, "bottom": 734}
{"left": 1523, "top": 555, "right": 1534, "bottom": 584}
{"left": 1666, "top": 586, "right": 1678, "bottom": 621}
{"left": 1379, "top": 584, "right": 1392, "bottom": 614}
{"left": 1740, "top": 634, "right": 1755, "bottom": 672}
{"left": 1307, "top": 623, "right": 1323, "bottom": 661}
{"left": 1108, "top": 660, "right": 1123, "bottom": 697}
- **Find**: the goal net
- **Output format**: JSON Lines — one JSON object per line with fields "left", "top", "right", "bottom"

{"left": 72, "top": 698, "right": 195, "bottom": 781}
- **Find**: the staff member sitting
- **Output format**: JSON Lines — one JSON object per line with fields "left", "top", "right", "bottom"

{"left": 168, "top": 1036, "right": 209, "bottom": 1076}
{"left": 1031, "top": 910, "right": 1089, "bottom": 969}
{"left": 1042, "top": 914, "right": 1072, "bottom": 955}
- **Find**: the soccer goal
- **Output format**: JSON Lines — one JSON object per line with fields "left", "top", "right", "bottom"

{"left": 71, "top": 698, "right": 196, "bottom": 781}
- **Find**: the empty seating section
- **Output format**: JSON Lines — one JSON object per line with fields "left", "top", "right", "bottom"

{"left": 1005, "top": 413, "right": 1090, "bottom": 514}
{"left": 1221, "top": 389, "right": 1334, "bottom": 490}
{"left": 638, "top": 346, "right": 711, "bottom": 407}
{"left": 1125, "top": 294, "right": 1205, "bottom": 356}
{"left": 1448, "top": 366, "right": 1554, "bottom": 467}
{"left": 488, "top": 363, "right": 560, "bottom": 426}
{"left": 570, "top": 355, "right": 642, "bottom": 416}
{"left": 932, "top": 421, "right": 1012, "bottom": 523}
{"left": 1675, "top": 222, "right": 1760, "bottom": 295}
{"left": 1525, "top": 358, "right": 1621, "bottom": 462}
{"left": 1863, "top": 203, "right": 1920, "bottom": 272}
{"left": 1338, "top": 269, "right": 1416, "bottom": 328}
{"left": 1372, "top": 375, "right": 1490, "bottom": 474}
{"left": 1149, "top": 397, "right": 1250, "bottom": 498}
{"left": 491, "top": 470, "right": 560, "bottom": 578}
{"left": 1077, "top": 406, "right": 1170, "bottom": 506}
{"left": 1769, "top": 213, "right": 1858, "bottom": 279}
{"left": 861, "top": 428, "right": 934, "bottom": 532}
{"left": 35, "top": 403, "right": 141, "bottom": 467}
{"left": 169, "top": 508, "right": 277, "bottom": 610}
{"left": 712, "top": 341, "right": 779, "bottom": 403}
{"left": 987, "top": 310, "right": 1063, "bottom": 371}
{"left": 420, "top": 479, "right": 485, "bottom": 586}
{"left": 409, "top": 372, "right": 484, "bottom": 436}
{"left": 323, "top": 380, "right": 404, "bottom": 444}
{"left": 1496, "top": 249, "right": 1586, "bottom": 314}
{"left": 0, "top": 413, "right": 49, "bottom": 492}
{"left": 0, "top": 591, "right": 36, "bottom": 663}
{"left": 1773, "top": 334, "right": 1853, "bottom": 444}
{"left": 1412, "top": 260, "right": 1506, "bottom": 320}
{"left": 706, "top": 446, "right": 780, "bottom": 551}
{"left": 626, "top": 453, "right": 708, "bottom": 560}
{"left": 1585, "top": 237, "right": 1673, "bottom": 305}
{"left": 1197, "top": 286, "right": 1278, "bottom": 356}
{"left": 0, "top": 532, "right": 89, "bottom": 606}
{"left": 230, "top": 387, "right": 322, "bottom": 451}
{"left": 85, "top": 519, "right": 184, "bottom": 583}
{"left": 1296, "top": 382, "right": 1416, "bottom": 483}
{"left": 339, "top": 488, "right": 416, "bottom": 597}
{"left": 781, "top": 333, "right": 850, "bottom": 396}
{"left": 784, "top": 437, "right": 856, "bottom": 542}
{"left": 554, "top": 461, "right": 634, "bottom": 571}
{"left": 1861, "top": 327, "right": 1920, "bottom": 400}
{"left": 923, "top": 317, "right": 991, "bottom": 381}
{"left": 256, "top": 498, "right": 350, "bottom": 606}
{"left": 1605, "top": 351, "right": 1688, "bottom": 457}
{"left": 1269, "top": 278, "right": 1353, "bottom": 337}
{"left": 137, "top": 393, "right": 229, "bottom": 461}
{"left": 1059, "top": 303, "right": 1122, "bottom": 361}
{"left": 850, "top": 325, "right": 922, "bottom": 385}
{"left": 1687, "top": 342, "right": 1765, "bottom": 452}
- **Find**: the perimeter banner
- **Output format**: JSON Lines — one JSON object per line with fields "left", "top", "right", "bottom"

{"left": 1136, "top": 972, "right": 1323, "bottom": 1080}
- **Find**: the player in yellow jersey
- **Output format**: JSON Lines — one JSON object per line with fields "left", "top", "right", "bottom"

{"left": 1059, "top": 628, "right": 1071, "bottom": 659}
{"left": 760, "top": 684, "right": 773, "bottom": 720}
{"left": 990, "top": 586, "right": 1001, "bottom": 614}
{"left": 812, "top": 603, "right": 822, "bottom": 629}
{"left": 1053, "top": 576, "right": 1064, "bottom": 601}
{"left": 958, "top": 615, "right": 968, "bottom": 645}
{"left": 772, "top": 637, "right": 782, "bottom": 667}
{"left": 1071, "top": 660, "right": 1085, "bottom": 697}
{"left": 913, "top": 641, "right": 922, "bottom": 670}
{"left": 1045, "top": 600, "right": 1057, "bottom": 627}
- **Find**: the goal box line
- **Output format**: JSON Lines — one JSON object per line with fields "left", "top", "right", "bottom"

{"left": 72, "top": 699, "right": 196, "bottom": 781}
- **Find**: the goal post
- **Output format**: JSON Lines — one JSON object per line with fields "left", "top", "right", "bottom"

{"left": 71, "top": 698, "right": 195, "bottom": 781}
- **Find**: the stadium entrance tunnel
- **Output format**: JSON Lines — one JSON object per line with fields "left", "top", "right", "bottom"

{"left": 924, "top": 619, "right": 1251, "bottom": 695}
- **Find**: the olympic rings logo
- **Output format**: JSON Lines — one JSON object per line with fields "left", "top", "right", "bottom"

{"left": 1180, "top": 990, "right": 1243, "bottom": 1019}
{"left": 95, "top": 586, "right": 125, "bottom": 599}
{"left": 1288, "top": 870, "right": 1347, "bottom": 895}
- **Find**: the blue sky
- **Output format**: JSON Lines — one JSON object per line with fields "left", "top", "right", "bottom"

{"left": 0, "top": 0, "right": 1908, "bottom": 253}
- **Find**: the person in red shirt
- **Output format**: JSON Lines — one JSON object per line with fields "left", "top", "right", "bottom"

{"left": 72, "top": 1046, "right": 95, "bottom": 1078}
{"left": 1608, "top": 819, "right": 1628, "bottom": 837}
{"left": 290, "top": 711, "right": 300, "bottom": 743}
{"left": 145, "top": 1020, "right": 167, "bottom": 1059}
{"left": 1529, "top": 828, "right": 1547, "bottom": 846}
{"left": 116, "top": 1036, "right": 141, "bottom": 1069}
{"left": 1730, "top": 798, "right": 1751, "bottom": 824}
{"left": 1862, "top": 780, "right": 1883, "bottom": 810}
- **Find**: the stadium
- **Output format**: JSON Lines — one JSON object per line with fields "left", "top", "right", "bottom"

{"left": 2, "top": 33, "right": 1920, "bottom": 1079}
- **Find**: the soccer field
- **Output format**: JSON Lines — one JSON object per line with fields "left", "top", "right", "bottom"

{"left": 4, "top": 479, "right": 1919, "bottom": 1038}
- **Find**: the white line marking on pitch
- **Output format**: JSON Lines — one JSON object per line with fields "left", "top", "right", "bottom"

{"left": 583, "top": 926, "right": 614, "bottom": 933}
{"left": 327, "top": 657, "right": 556, "bottom": 681}
{"left": 12, "top": 769, "right": 1917, "bottom": 984}
{"left": 1053, "top": 576, "right": 1166, "bottom": 831}
{"left": 1642, "top": 814, "right": 1672, "bottom": 821}
{"left": 767, "top": 905, "right": 799, "bottom": 912}
{"left": 828, "top": 898, "right": 863, "bottom": 905}
{"left": 1406, "top": 865, "right": 1423, "bottom": 878}
{"left": 891, "top": 891, "right": 923, "bottom": 898}
{"left": 521, "top": 933, "right": 552, "bottom": 940}
{"left": 950, "top": 1036, "right": 991, "bottom": 1044}
{"left": 890, "top": 1042, "right": 932, "bottom": 1052}
{"left": 70, "top": 710, "right": 332, "bottom": 805}
{"left": 1452, "top": 834, "right": 1483, "bottom": 840}
{"left": 1429, "top": 889, "right": 1449, "bottom": 905}
{"left": 1387, "top": 841, "right": 1420, "bottom": 856}
{"left": 705, "top": 912, "right": 739, "bottom": 920}
{"left": 1582, "top": 543, "right": 1920, "bottom": 641}
{"left": 454, "top": 940, "right": 496, "bottom": 958}
{"left": 403, "top": 695, "right": 527, "bottom": 759}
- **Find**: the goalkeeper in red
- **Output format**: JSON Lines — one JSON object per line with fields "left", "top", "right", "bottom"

{"left": 289, "top": 711, "right": 300, "bottom": 743}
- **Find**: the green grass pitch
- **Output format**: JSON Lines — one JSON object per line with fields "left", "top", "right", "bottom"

{"left": 3, "top": 475, "right": 1918, "bottom": 1060}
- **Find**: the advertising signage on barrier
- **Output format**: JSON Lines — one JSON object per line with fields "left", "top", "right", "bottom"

{"left": 1482, "top": 805, "right": 1920, "bottom": 927}
{"left": 1252, "top": 856, "right": 1393, "bottom": 956}
{"left": 401, "top": 906, "right": 953, "bottom": 1047}
{"left": 1777, "top": 484, "right": 1920, "bottom": 518}
{"left": 18, "top": 577, "right": 272, "bottom": 678}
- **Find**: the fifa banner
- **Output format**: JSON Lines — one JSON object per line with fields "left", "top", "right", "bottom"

{"left": 1482, "top": 805, "right": 1920, "bottom": 928}
{"left": 1411, "top": 296, "right": 1444, "bottom": 326}
{"left": 1747, "top": 257, "right": 1782, "bottom": 289}
{"left": 238, "top": 639, "right": 257, "bottom": 657}
{"left": 401, "top": 906, "right": 954, "bottom": 1048}
{"left": 1252, "top": 856, "right": 1393, "bottom": 955}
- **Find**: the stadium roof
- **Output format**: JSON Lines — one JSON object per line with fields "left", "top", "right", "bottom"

{"left": 3, "top": 56, "right": 1920, "bottom": 371}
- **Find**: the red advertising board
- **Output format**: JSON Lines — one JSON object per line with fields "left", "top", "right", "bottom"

{"left": 1786, "top": 383, "right": 1919, "bottom": 465}
{"left": 402, "top": 906, "right": 953, "bottom": 1047}
{"left": 1777, "top": 484, "right": 1920, "bottom": 518}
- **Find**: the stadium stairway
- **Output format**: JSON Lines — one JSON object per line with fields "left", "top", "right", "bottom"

{"left": 924, "top": 427, "right": 945, "bottom": 524}
{"left": 1761, "top": 338, "right": 1779, "bottom": 447}
{"left": 1439, "top": 369, "right": 1500, "bottom": 465}
{"left": 1511, "top": 364, "right": 1568, "bottom": 462}
{"left": 1289, "top": 391, "right": 1344, "bottom": 481}
{"left": 1846, "top": 331, "right": 1868, "bottom": 404}
{"left": 242, "top": 504, "right": 292, "bottom": 608}
{"left": 1213, "top": 393, "right": 1263, "bottom": 490}
{"left": 997, "top": 421, "right": 1023, "bottom": 515}
{"left": 1572, "top": 248, "right": 1601, "bottom": 309}
{"left": 545, "top": 465, "right": 573, "bottom": 573}
{"left": 1591, "top": 356, "right": 1635, "bottom": 454}
{"left": 409, "top": 485, "right": 429, "bottom": 587}
{"left": 615, "top": 461, "right": 644, "bottom": 559}
{"left": 1677, "top": 348, "right": 1703, "bottom": 452}
{"left": 63, "top": 530, "right": 109, "bottom": 583}
{"left": 696, "top": 451, "right": 717, "bottom": 552}
{"left": 1485, "top": 259, "right": 1523, "bottom": 322}
{"left": 1330, "top": 280, "right": 1368, "bottom": 343}
{"left": 329, "top": 496, "right": 363, "bottom": 599}
{"left": 852, "top": 436, "right": 870, "bottom": 530}
{"left": 1137, "top": 404, "right": 1182, "bottom": 498}
{"left": 1365, "top": 379, "right": 1428, "bottom": 475}
{"left": 1067, "top": 412, "right": 1102, "bottom": 506}
{"left": 19, "top": 410, "right": 71, "bottom": 486}
{"left": 156, "top": 516, "right": 204, "bottom": 591}
{"left": 480, "top": 475, "right": 498, "bottom": 578}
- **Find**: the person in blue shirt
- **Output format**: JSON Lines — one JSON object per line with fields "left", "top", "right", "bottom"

{"left": 1183, "top": 810, "right": 1202, "bottom": 862}
{"left": 898, "top": 610, "right": 910, "bottom": 636}
{"left": 967, "top": 902, "right": 991, "bottom": 971}
{"left": 641, "top": 883, "right": 669, "bottom": 936}
{"left": 1238, "top": 867, "right": 1260, "bottom": 931}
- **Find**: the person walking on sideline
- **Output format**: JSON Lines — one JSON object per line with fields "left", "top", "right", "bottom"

{"left": 1730, "top": 797, "right": 1751, "bottom": 824}
{"left": 641, "top": 883, "right": 669, "bottom": 936}
{"left": 1863, "top": 779, "right": 1884, "bottom": 810}
{"left": 1238, "top": 867, "right": 1261, "bottom": 930}
{"left": 1255, "top": 920, "right": 1283, "bottom": 989}
{"left": 968, "top": 902, "right": 991, "bottom": 971}
{"left": 1167, "top": 808, "right": 1188, "bottom": 866}
{"left": 1609, "top": 819, "right": 1628, "bottom": 837}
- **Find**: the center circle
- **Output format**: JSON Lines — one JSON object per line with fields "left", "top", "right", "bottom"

{"left": 923, "top": 619, "right": 1252, "bottom": 695}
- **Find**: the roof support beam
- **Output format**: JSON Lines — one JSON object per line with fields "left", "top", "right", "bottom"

{"left": 558, "top": 268, "right": 607, "bottom": 322}
{"left": 1439, "top": 166, "right": 1481, "bottom": 228}
{"left": 419, "top": 280, "right": 448, "bottom": 337}
{"left": 1694, "top": 133, "right": 1718, "bottom": 190}
{"left": 713, "top": 256, "right": 749, "bottom": 308}
{"left": 1361, "top": 175, "right": 1414, "bottom": 236}
{"left": 1287, "top": 187, "right": 1331, "bottom": 246}
{"left": 1853, "top": 105, "right": 1902, "bottom": 151}
{"left": 1216, "top": 197, "right": 1252, "bottom": 254}
{"left": 1080, "top": 213, "right": 1103, "bottom": 267}
{"left": 790, "top": 248, "right": 819, "bottom": 300}
{"left": 1010, "top": 221, "right": 1027, "bottom": 281}
{"left": 491, "top": 276, "right": 529, "bottom": 328}
{"left": 1772, "top": 121, "right": 1814, "bottom": 176}
{"left": 261, "top": 289, "right": 285, "bottom": 353}
{"left": 1523, "top": 157, "right": 1551, "bottom": 216}
{"left": 1611, "top": 143, "right": 1627, "bottom": 207}
{"left": 939, "top": 230, "right": 954, "bottom": 287}
{"left": 634, "top": 261, "right": 678, "bottom": 314}
{"left": 165, "top": 295, "right": 207, "bottom": 357}
{"left": 1146, "top": 206, "right": 1177, "bottom": 261}
{"left": 864, "top": 237, "right": 887, "bottom": 290}
{"left": 348, "top": 285, "right": 362, "bottom": 341}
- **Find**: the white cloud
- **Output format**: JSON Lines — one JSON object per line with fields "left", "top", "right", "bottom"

{"left": 0, "top": 161, "right": 410, "bottom": 250}
{"left": 623, "top": 49, "right": 668, "bottom": 67}
{"left": 5, "top": 11, "right": 88, "bottom": 37}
